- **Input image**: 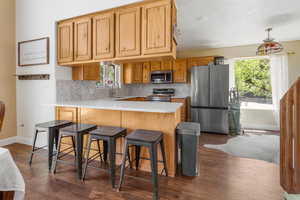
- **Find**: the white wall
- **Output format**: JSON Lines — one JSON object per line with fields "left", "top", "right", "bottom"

{"left": 16, "top": 0, "right": 140, "bottom": 146}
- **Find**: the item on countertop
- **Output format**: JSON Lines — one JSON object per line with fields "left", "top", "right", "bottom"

{"left": 214, "top": 56, "right": 225, "bottom": 65}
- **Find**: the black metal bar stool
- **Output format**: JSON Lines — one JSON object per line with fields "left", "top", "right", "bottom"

{"left": 53, "top": 123, "right": 97, "bottom": 179}
{"left": 117, "top": 129, "right": 168, "bottom": 200}
{"left": 29, "top": 120, "right": 73, "bottom": 170}
{"left": 82, "top": 126, "right": 132, "bottom": 188}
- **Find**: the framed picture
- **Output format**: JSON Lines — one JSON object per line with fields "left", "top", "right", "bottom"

{"left": 18, "top": 37, "right": 49, "bottom": 67}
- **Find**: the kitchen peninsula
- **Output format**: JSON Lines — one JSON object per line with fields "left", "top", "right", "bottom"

{"left": 54, "top": 99, "right": 183, "bottom": 177}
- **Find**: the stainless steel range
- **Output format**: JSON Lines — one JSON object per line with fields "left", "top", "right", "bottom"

{"left": 146, "top": 88, "right": 175, "bottom": 102}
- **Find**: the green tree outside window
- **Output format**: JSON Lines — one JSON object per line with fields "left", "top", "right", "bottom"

{"left": 234, "top": 58, "right": 272, "bottom": 103}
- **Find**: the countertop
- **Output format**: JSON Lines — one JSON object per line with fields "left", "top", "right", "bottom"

{"left": 53, "top": 98, "right": 183, "bottom": 113}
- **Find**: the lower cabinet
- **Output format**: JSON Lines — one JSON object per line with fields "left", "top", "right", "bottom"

{"left": 171, "top": 98, "right": 187, "bottom": 122}
{"left": 55, "top": 107, "right": 80, "bottom": 150}
{"left": 56, "top": 107, "right": 79, "bottom": 122}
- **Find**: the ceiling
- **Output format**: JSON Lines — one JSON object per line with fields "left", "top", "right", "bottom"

{"left": 176, "top": 0, "right": 300, "bottom": 50}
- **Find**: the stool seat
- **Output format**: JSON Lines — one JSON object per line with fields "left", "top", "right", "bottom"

{"left": 126, "top": 129, "right": 163, "bottom": 143}
{"left": 60, "top": 123, "right": 97, "bottom": 134}
{"left": 90, "top": 126, "right": 126, "bottom": 137}
{"left": 36, "top": 120, "right": 72, "bottom": 129}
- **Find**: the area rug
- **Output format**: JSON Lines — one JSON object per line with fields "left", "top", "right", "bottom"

{"left": 204, "top": 133, "right": 280, "bottom": 164}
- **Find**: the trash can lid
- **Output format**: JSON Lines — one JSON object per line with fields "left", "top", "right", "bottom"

{"left": 177, "top": 122, "right": 201, "bottom": 136}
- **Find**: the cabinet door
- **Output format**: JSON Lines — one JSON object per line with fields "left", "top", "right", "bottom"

{"left": 173, "top": 59, "right": 187, "bottom": 83}
{"left": 72, "top": 63, "right": 100, "bottom": 81}
{"left": 171, "top": 98, "right": 187, "bottom": 121}
{"left": 116, "top": 7, "right": 141, "bottom": 57}
{"left": 150, "top": 61, "right": 161, "bottom": 71}
{"left": 74, "top": 17, "right": 92, "bottom": 61}
{"left": 93, "top": 12, "right": 114, "bottom": 59}
{"left": 123, "top": 63, "right": 134, "bottom": 84}
{"left": 142, "top": 62, "right": 151, "bottom": 83}
{"left": 56, "top": 107, "right": 79, "bottom": 123}
{"left": 161, "top": 59, "right": 173, "bottom": 71}
{"left": 133, "top": 63, "right": 143, "bottom": 83}
{"left": 57, "top": 21, "right": 74, "bottom": 63}
{"left": 142, "top": 0, "right": 172, "bottom": 55}
{"left": 187, "top": 56, "right": 215, "bottom": 70}
{"left": 83, "top": 63, "right": 100, "bottom": 80}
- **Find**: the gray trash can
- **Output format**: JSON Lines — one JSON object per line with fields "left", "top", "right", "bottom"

{"left": 177, "top": 122, "right": 201, "bottom": 176}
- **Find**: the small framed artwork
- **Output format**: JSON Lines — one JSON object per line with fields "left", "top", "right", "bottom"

{"left": 18, "top": 37, "right": 49, "bottom": 67}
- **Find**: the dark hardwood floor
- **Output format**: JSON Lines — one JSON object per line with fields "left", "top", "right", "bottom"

{"left": 4, "top": 133, "right": 283, "bottom": 200}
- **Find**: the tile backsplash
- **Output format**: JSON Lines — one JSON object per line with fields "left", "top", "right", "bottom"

{"left": 56, "top": 80, "right": 190, "bottom": 102}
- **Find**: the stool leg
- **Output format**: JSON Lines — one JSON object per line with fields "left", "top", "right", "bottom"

{"left": 71, "top": 136, "right": 77, "bottom": 157}
{"left": 53, "top": 133, "right": 63, "bottom": 174}
{"left": 160, "top": 139, "right": 168, "bottom": 177}
{"left": 149, "top": 144, "right": 159, "bottom": 200}
{"left": 82, "top": 137, "right": 93, "bottom": 181}
{"left": 135, "top": 145, "right": 141, "bottom": 170}
{"left": 97, "top": 140, "right": 103, "bottom": 162}
{"left": 127, "top": 148, "right": 132, "bottom": 169}
{"left": 117, "top": 140, "right": 129, "bottom": 192}
{"left": 108, "top": 138, "right": 116, "bottom": 188}
{"left": 103, "top": 140, "right": 108, "bottom": 163}
{"left": 29, "top": 129, "right": 39, "bottom": 166}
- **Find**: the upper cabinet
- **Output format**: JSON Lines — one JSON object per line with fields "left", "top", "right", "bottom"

{"left": 72, "top": 63, "right": 100, "bottom": 81}
{"left": 57, "top": 21, "right": 74, "bottom": 63}
{"left": 57, "top": 0, "right": 177, "bottom": 65}
{"left": 74, "top": 17, "right": 92, "bottom": 61}
{"left": 93, "top": 12, "right": 115, "bottom": 59}
{"left": 123, "top": 63, "right": 143, "bottom": 84}
{"left": 187, "top": 56, "right": 215, "bottom": 71}
{"left": 173, "top": 59, "right": 187, "bottom": 83}
{"left": 142, "top": 0, "right": 172, "bottom": 55}
{"left": 150, "top": 61, "right": 161, "bottom": 71}
{"left": 142, "top": 62, "right": 151, "bottom": 83}
{"left": 116, "top": 7, "right": 141, "bottom": 57}
{"left": 161, "top": 59, "right": 173, "bottom": 70}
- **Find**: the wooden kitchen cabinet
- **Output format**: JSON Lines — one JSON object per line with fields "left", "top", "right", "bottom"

{"left": 142, "top": 0, "right": 172, "bottom": 55}
{"left": 161, "top": 59, "right": 173, "bottom": 70}
{"left": 187, "top": 56, "right": 215, "bottom": 70}
{"left": 123, "top": 63, "right": 143, "bottom": 84}
{"left": 134, "top": 63, "right": 143, "bottom": 83}
{"left": 56, "top": 107, "right": 80, "bottom": 123}
{"left": 150, "top": 61, "right": 161, "bottom": 71}
{"left": 57, "top": 0, "right": 177, "bottom": 66}
{"left": 142, "top": 62, "right": 151, "bottom": 83}
{"left": 93, "top": 12, "right": 115, "bottom": 59}
{"left": 116, "top": 7, "right": 141, "bottom": 57}
{"left": 74, "top": 17, "right": 92, "bottom": 61}
{"left": 57, "top": 21, "right": 74, "bottom": 63}
{"left": 172, "top": 98, "right": 187, "bottom": 121}
{"left": 173, "top": 59, "right": 187, "bottom": 83}
{"left": 72, "top": 63, "right": 100, "bottom": 81}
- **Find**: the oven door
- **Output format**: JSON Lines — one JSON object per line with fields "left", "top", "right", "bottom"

{"left": 151, "top": 71, "right": 172, "bottom": 84}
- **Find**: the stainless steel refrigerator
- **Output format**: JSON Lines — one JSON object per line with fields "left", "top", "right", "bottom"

{"left": 190, "top": 65, "right": 229, "bottom": 134}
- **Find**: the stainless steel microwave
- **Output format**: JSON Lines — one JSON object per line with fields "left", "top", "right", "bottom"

{"left": 151, "top": 71, "right": 173, "bottom": 84}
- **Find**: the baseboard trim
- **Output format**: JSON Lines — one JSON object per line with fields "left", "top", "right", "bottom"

{"left": 242, "top": 124, "right": 279, "bottom": 131}
{"left": 0, "top": 136, "right": 18, "bottom": 146}
{"left": 0, "top": 136, "right": 32, "bottom": 147}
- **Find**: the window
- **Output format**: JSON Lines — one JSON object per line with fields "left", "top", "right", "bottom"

{"left": 234, "top": 57, "right": 272, "bottom": 105}
{"left": 96, "top": 63, "right": 121, "bottom": 88}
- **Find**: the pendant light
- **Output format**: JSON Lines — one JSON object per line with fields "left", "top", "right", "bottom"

{"left": 256, "top": 28, "right": 283, "bottom": 56}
